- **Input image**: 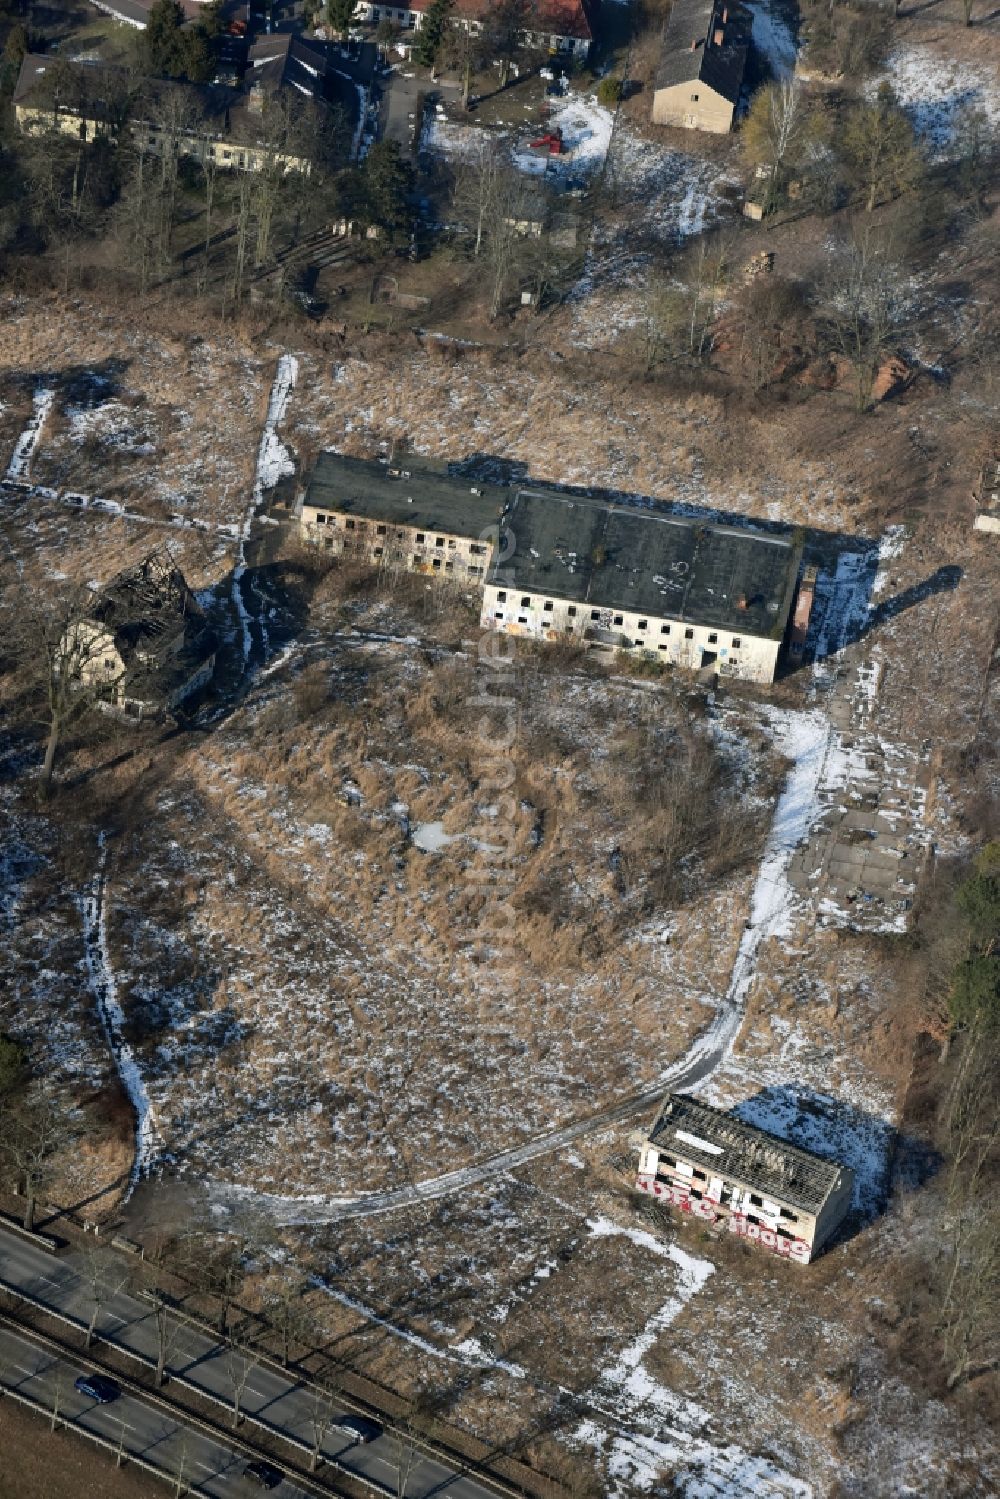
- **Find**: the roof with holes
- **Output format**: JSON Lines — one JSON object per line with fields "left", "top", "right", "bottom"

{"left": 647, "top": 1093, "right": 852, "bottom": 1216}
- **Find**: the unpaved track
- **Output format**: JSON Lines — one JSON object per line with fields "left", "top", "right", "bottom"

{"left": 213, "top": 707, "right": 833, "bottom": 1228}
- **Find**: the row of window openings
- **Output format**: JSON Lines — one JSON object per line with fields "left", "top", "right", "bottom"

{"left": 656, "top": 1157, "right": 799, "bottom": 1222}
{"left": 314, "top": 515, "right": 486, "bottom": 555}
{"left": 321, "top": 537, "right": 482, "bottom": 575}
{"left": 368, "top": 9, "right": 570, "bottom": 44}
{"left": 494, "top": 593, "right": 741, "bottom": 648}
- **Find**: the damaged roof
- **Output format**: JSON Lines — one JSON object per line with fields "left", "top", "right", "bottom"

{"left": 88, "top": 551, "right": 216, "bottom": 693}
{"left": 304, "top": 452, "right": 505, "bottom": 541}
{"left": 490, "top": 489, "right": 802, "bottom": 637}
{"left": 648, "top": 1093, "right": 852, "bottom": 1217}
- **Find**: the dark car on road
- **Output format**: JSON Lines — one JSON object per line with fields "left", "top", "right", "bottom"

{"left": 74, "top": 1373, "right": 121, "bottom": 1404}
{"left": 244, "top": 1459, "right": 283, "bottom": 1489}
{"left": 338, "top": 1414, "right": 383, "bottom": 1444}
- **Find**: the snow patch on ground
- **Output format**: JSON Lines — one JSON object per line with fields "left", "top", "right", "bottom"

{"left": 747, "top": 0, "right": 798, "bottom": 79}
{"left": 6, "top": 387, "right": 55, "bottom": 480}
{"left": 512, "top": 93, "right": 613, "bottom": 175}
{"left": 234, "top": 354, "right": 298, "bottom": 664}
{"left": 878, "top": 45, "right": 1000, "bottom": 158}
{"left": 575, "top": 1239, "right": 810, "bottom": 1497}
{"left": 727, "top": 707, "right": 829, "bottom": 985}
{"left": 411, "top": 819, "right": 458, "bottom": 852}
{"left": 80, "top": 841, "right": 159, "bottom": 1197}
{"left": 67, "top": 399, "right": 156, "bottom": 456}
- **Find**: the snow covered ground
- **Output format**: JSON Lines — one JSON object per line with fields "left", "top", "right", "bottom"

{"left": 746, "top": 0, "right": 799, "bottom": 80}
{"left": 5, "top": 386, "right": 54, "bottom": 481}
{"left": 233, "top": 353, "right": 298, "bottom": 665}
{"left": 80, "top": 841, "right": 160, "bottom": 1198}
{"left": 423, "top": 89, "right": 734, "bottom": 251}
{"left": 878, "top": 44, "right": 1000, "bottom": 158}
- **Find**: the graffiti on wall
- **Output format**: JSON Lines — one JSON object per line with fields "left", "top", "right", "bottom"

{"left": 635, "top": 1173, "right": 811, "bottom": 1264}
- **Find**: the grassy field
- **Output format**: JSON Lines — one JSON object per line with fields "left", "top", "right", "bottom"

{"left": 0, "top": 1397, "right": 159, "bottom": 1499}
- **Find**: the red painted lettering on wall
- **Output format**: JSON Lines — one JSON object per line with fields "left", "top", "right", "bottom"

{"left": 635, "top": 1174, "right": 811, "bottom": 1263}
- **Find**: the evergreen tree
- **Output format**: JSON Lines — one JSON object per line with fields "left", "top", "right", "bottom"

{"left": 325, "top": 0, "right": 356, "bottom": 39}
{"left": 416, "top": 0, "right": 453, "bottom": 74}
{"left": 361, "top": 139, "right": 412, "bottom": 236}
{"left": 145, "top": 0, "right": 187, "bottom": 77}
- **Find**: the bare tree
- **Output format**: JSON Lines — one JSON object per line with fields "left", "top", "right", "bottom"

{"left": 672, "top": 232, "right": 732, "bottom": 363}
{"left": 841, "top": 83, "right": 921, "bottom": 214}
{"left": 638, "top": 270, "right": 690, "bottom": 372}
{"left": 179, "top": 1232, "right": 253, "bottom": 1339}
{"left": 263, "top": 1271, "right": 312, "bottom": 1369}
{"left": 46, "top": 1358, "right": 73, "bottom": 1432}
{"left": 478, "top": 165, "right": 540, "bottom": 320}
{"left": 80, "top": 1243, "right": 133, "bottom": 1351}
{"left": 224, "top": 1316, "right": 263, "bottom": 1429}
{"left": 231, "top": 169, "right": 254, "bottom": 305}
{"left": 821, "top": 227, "right": 907, "bottom": 413}
{"left": 145, "top": 1285, "right": 187, "bottom": 1388}
{"left": 439, "top": 16, "right": 482, "bottom": 106}
{"left": 115, "top": 136, "right": 158, "bottom": 295}
{"left": 451, "top": 135, "right": 505, "bottom": 260}
{"left": 148, "top": 86, "right": 199, "bottom": 269}
{"left": 305, "top": 1365, "right": 341, "bottom": 1472}
{"left": 171, "top": 1433, "right": 194, "bottom": 1498}
{"left": 391, "top": 1414, "right": 424, "bottom": 1499}
{"left": 0, "top": 561, "right": 160, "bottom": 797}
{"left": 0, "top": 1094, "right": 75, "bottom": 1231}
{"left": 936, "top": 1021, "right": 1000, "bottom": 1388}
{"left": 741, "top": 80, "right": 826, "bottom": 213}
{"left": 196, "top": 151, "right": 219, "bottom": 298}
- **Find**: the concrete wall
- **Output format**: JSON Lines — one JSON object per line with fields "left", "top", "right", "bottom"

{"left": 811, "top": 1166, "right": 854, "bottom": 1255}
{"left": 480, "top": 583, "right": 781, "bottom": 683}
{"left": 301, "top": 501, "right": 494, "bottom": 581}
{"left": 70, "top": 621, "right": 126, "bottom": 693}
{"left": 635, "top": 1146, "right": 816, "bottom": 1264}
{"left": 16, "top": 105, "right": 110, "bottom": 144}
{"left": 651, "top": 80, "right": 734, "bottom": 134}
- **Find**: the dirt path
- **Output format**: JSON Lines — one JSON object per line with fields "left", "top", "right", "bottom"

{"left": 211, "top": 706, "right": 833, "bottom": 1227}
{"left": 80, "top": 838, "right": 159, "bottom": 1201}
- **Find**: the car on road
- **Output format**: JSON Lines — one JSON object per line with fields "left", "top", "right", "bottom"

{"left": 74, "top": 1373, "right": 121, "bottom": 1403}
{"left": 244, "top": 1459, "right": 283, "bottom": 1489}
{"left": 338, "top": 1414, "right": 383, "bottom": 1444}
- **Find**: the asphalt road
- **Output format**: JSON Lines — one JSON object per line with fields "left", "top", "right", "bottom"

{"left": 0, "top": 1323, "right": 313, "bottom": 1498}
{"left": 0, "top": 1228, "right": 500, "bottom": 1499}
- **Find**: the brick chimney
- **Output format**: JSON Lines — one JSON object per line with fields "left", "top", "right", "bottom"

{"left": 714, "top": 26, "right": 725, "bottom": 44}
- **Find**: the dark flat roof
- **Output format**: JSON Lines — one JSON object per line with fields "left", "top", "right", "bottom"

{"left": 649, "top": 1093, "right": 850, "bottom": 1216}
{"left": 304, "top": 452, "right": 504, "bottom": 540}
{"left": 491, "top": 489, "right": 801, "bottom": 637}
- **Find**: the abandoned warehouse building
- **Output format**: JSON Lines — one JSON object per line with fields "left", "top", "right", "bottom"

{"left": 635, "top": 1092, "right": 855, "bottom": 1264}
{"left": 298, "top": 454, "right": 811, "bottom": 685}
{"left": 485, "top": 488, "right": 802, "bottom": 683}
{"left": 299, "top": 451, "right": 503, "bottom": 581}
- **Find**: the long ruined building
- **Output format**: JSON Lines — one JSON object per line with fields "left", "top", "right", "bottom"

{"left": 635, "top": 1093, "right": 855, "bottom": 1264}
{"left": 298, "top": 453, "right": 811, "bottom": 686}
